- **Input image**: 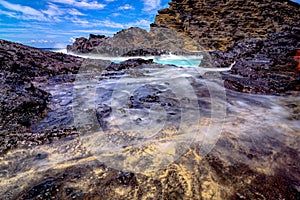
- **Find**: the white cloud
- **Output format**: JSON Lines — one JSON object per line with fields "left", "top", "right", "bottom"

{"left": 42, "top": 4, "right": 85, "bottom": 17}
{"left": 0, "top": 0, "right": 48, "bottom": 20}
{"left": 85, "top": 19, "right": 151, "bottom": 29}
{"left": 132, "top": 19, "right": 151, "bottom": 28}
{"left": 0, "top": 9, "right": 17, "bottom": 18}
{"left": 72, "top": 29, "right": 116, "bottom": 35}
{"left": 142, "top": 0, "right": 161, "bottom": 12}
{"left": 118, "top": 4, "right": 134, "bottom": 10}
{"left": 105, "top": 0, "right": 115, "bottom": 2}
{"left": 24, "top": 39, "right": 68, "bottom": 48}
{"left": 69, "top": 37, "right": 76, "bottom": 43}
{"left": 68, "top": 8, "right": 85, "bottom": 16}
{"left": 112, "top": 13, "right": 121, "bottom": 17}
{"left": 0, "top": 27, "right": 27, "bottom": 32}
{"left": 0, "top": 1, "right": 86, "bottom": 22}
{"left": 29, "top": 39, "right": 50, "bottom": 43}
{"left": 42, "top": 3, "right": 63, "bottom": 17}
{"left": 98, "top": 19, "right": 124, "bottom": 28}
{"left": 70, "top": 17, "right": 89, "bottom": 25}
{"left": 49, "top": 0, "right": 106, "bottom": 10}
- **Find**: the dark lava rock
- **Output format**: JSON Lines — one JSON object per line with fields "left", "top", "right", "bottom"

{"left": 121, "top": 48, "right": 169, "bottom": 56}
{"left": 67, "top": 34, "right": 108, "bottom": 54}
{"left": 153, "top": 0, "right": 300, "bottom": 50}
{"left": 209, "top": 28, "right": 300, "bottom": 94}
{"left": 127, "top": 84, "right": 181, "bottom": 123}
{"left": 0, "top": 39, "right": 84, "bottom": 154}
{"left": 19, "top": 178, "right": 63, "bottom": 200}
{"left": 116, "top": 172, "right": 137, "bottom": 186}
{"left": 96, "top": 104, "right": 112, "bottom": 128}
{"left": 106, "top": 58, "right": 154, "bottom": 71}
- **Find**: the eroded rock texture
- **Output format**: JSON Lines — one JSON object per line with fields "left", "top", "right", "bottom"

{"left": 209, "top": 28, "right": 300, "bottom": 94}
{"left": 1, "top": 40, "right": 300, "bottom": 200}
{"left": 67, "top": 27, "right": 200, "bottom": 55}
{"left": 153, "top": 0, "right": 300, "bottom": 50}
{"left": 0, "top": 39, "right": 84, "bottom": 153}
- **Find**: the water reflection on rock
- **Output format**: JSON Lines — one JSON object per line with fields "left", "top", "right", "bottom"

{"left": 0, "top": 64, "right": 299, "bottom": 199}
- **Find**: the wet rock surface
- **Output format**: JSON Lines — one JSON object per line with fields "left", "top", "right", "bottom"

{"left": 209, "top": 28, "right": 300, "bottom": 94}
{"left": 106, "top": 58, "right": 154, "bottom": 71}
{"left": 0, "top": 39, "right": 85, "bottom": 153}
{"left": 1, "top": 0, "right": 300, "bottom": 195}
{"left": 121, "top": 48, "right": 168, "bottom": 56}
{"left": 1, "top": 43, "right": 300, "bottom": 198}
{"left": 1, "top": 90, "right": 300, "bottom": 199}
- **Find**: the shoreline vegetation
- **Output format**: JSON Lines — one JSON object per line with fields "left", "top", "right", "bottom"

{"left": 0, "top": 0, "right": 300, "bottom": 199}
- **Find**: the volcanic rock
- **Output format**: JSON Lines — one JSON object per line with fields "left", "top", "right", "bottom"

{"left": 0, "top": 39, "right": 84, "bottom": 153}
{"left": 208, "top": 28, "right": 300, "bottom": 94}
{"left": 67, "top": 27, "right": 198, "bottom": 56}
{"left": 153, "top": 0, "right": 300, "bottom": 50}
{"left": 106, "top": 58, "right": 154, "bottom": 71}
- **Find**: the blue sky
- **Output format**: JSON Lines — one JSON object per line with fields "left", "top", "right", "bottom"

{"left": 0, "top": 0, "right": 170, "bottom": 48}
{"left": 0, "top": 0, "right": 299, "bottom": 48}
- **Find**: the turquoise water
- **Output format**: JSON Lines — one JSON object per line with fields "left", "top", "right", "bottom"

{"left": 50, "top": 48, "right": 202, "bottom": 67}
{"left": 111, "top": 56, "right": 202, "bottom": 67}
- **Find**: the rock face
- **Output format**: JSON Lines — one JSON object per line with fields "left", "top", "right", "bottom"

{"left": 106, "top": 58, "right": 154, "bottom": 71}
{"left": 67, "top": 34, "right": 108, "bottom": 54}
{"left": 153, "top": 0, "right": 300, "bottom": 50}
{"left": 67, "top": 0, "right": 300, "bottom": 55}
{"left": 0, "top": 39, "right": 84, "bottom": 153}
{"left": 209, "top": 28, "right": 300, "bottom": 94}
{"left": 67, "top": 27, "right": 199, "bottom": 56}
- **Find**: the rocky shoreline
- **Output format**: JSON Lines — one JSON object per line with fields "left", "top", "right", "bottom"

{"left": 1, "top": 40, "right": 300, "bottom": 199}
{"left": 0, "top": 39, "right": 84, "bottom": 154}
{"left": 1, "top": 0, "right": 300, "bottom": 199}
{"left": 67, "top": 27, "right": 300, "bottom": 95}
{"left": 212, "top": 27, "right": 300, "bottom": 94}
{"left": 66, "top": 0, "right": 300, "bottom": 95}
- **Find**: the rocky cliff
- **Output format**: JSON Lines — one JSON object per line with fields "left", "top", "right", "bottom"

{"left": 67, "top": 27, "right": 200, "bottom": 56}
{"left": 68, "top": 0, "right": 300, "bottom": 54}
{"left": 153, "top": 0, "right": 300, "bottom": 50}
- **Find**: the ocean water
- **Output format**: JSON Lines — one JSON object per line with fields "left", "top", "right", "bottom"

{"left": 110, "top": 54, "right": 202, "bottom": 67}
{"left": 48, "top": 48, "right": 202, "bottom": 67}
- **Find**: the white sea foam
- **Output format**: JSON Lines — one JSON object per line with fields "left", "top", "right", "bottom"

{"left": 51, "top": 48, "right": 68, "bottom": 54}
{"left": 52, "top": 48, "right": 233, "bottom": 71}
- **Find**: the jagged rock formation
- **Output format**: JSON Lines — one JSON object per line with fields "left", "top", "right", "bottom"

{"left": 210, "top": 28, "right": 300, "bottom": 94}
{"left": 153, "top": 0, "right": 300, "bottom": 50}
{"left": 68, "top": 34, "right": 108, "bottom": 53}
{"left": 67, "top": 27, "right": 200, "bottom": 56}
{"left": 67, "top": 0, "right": 300, "bottom": 54}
